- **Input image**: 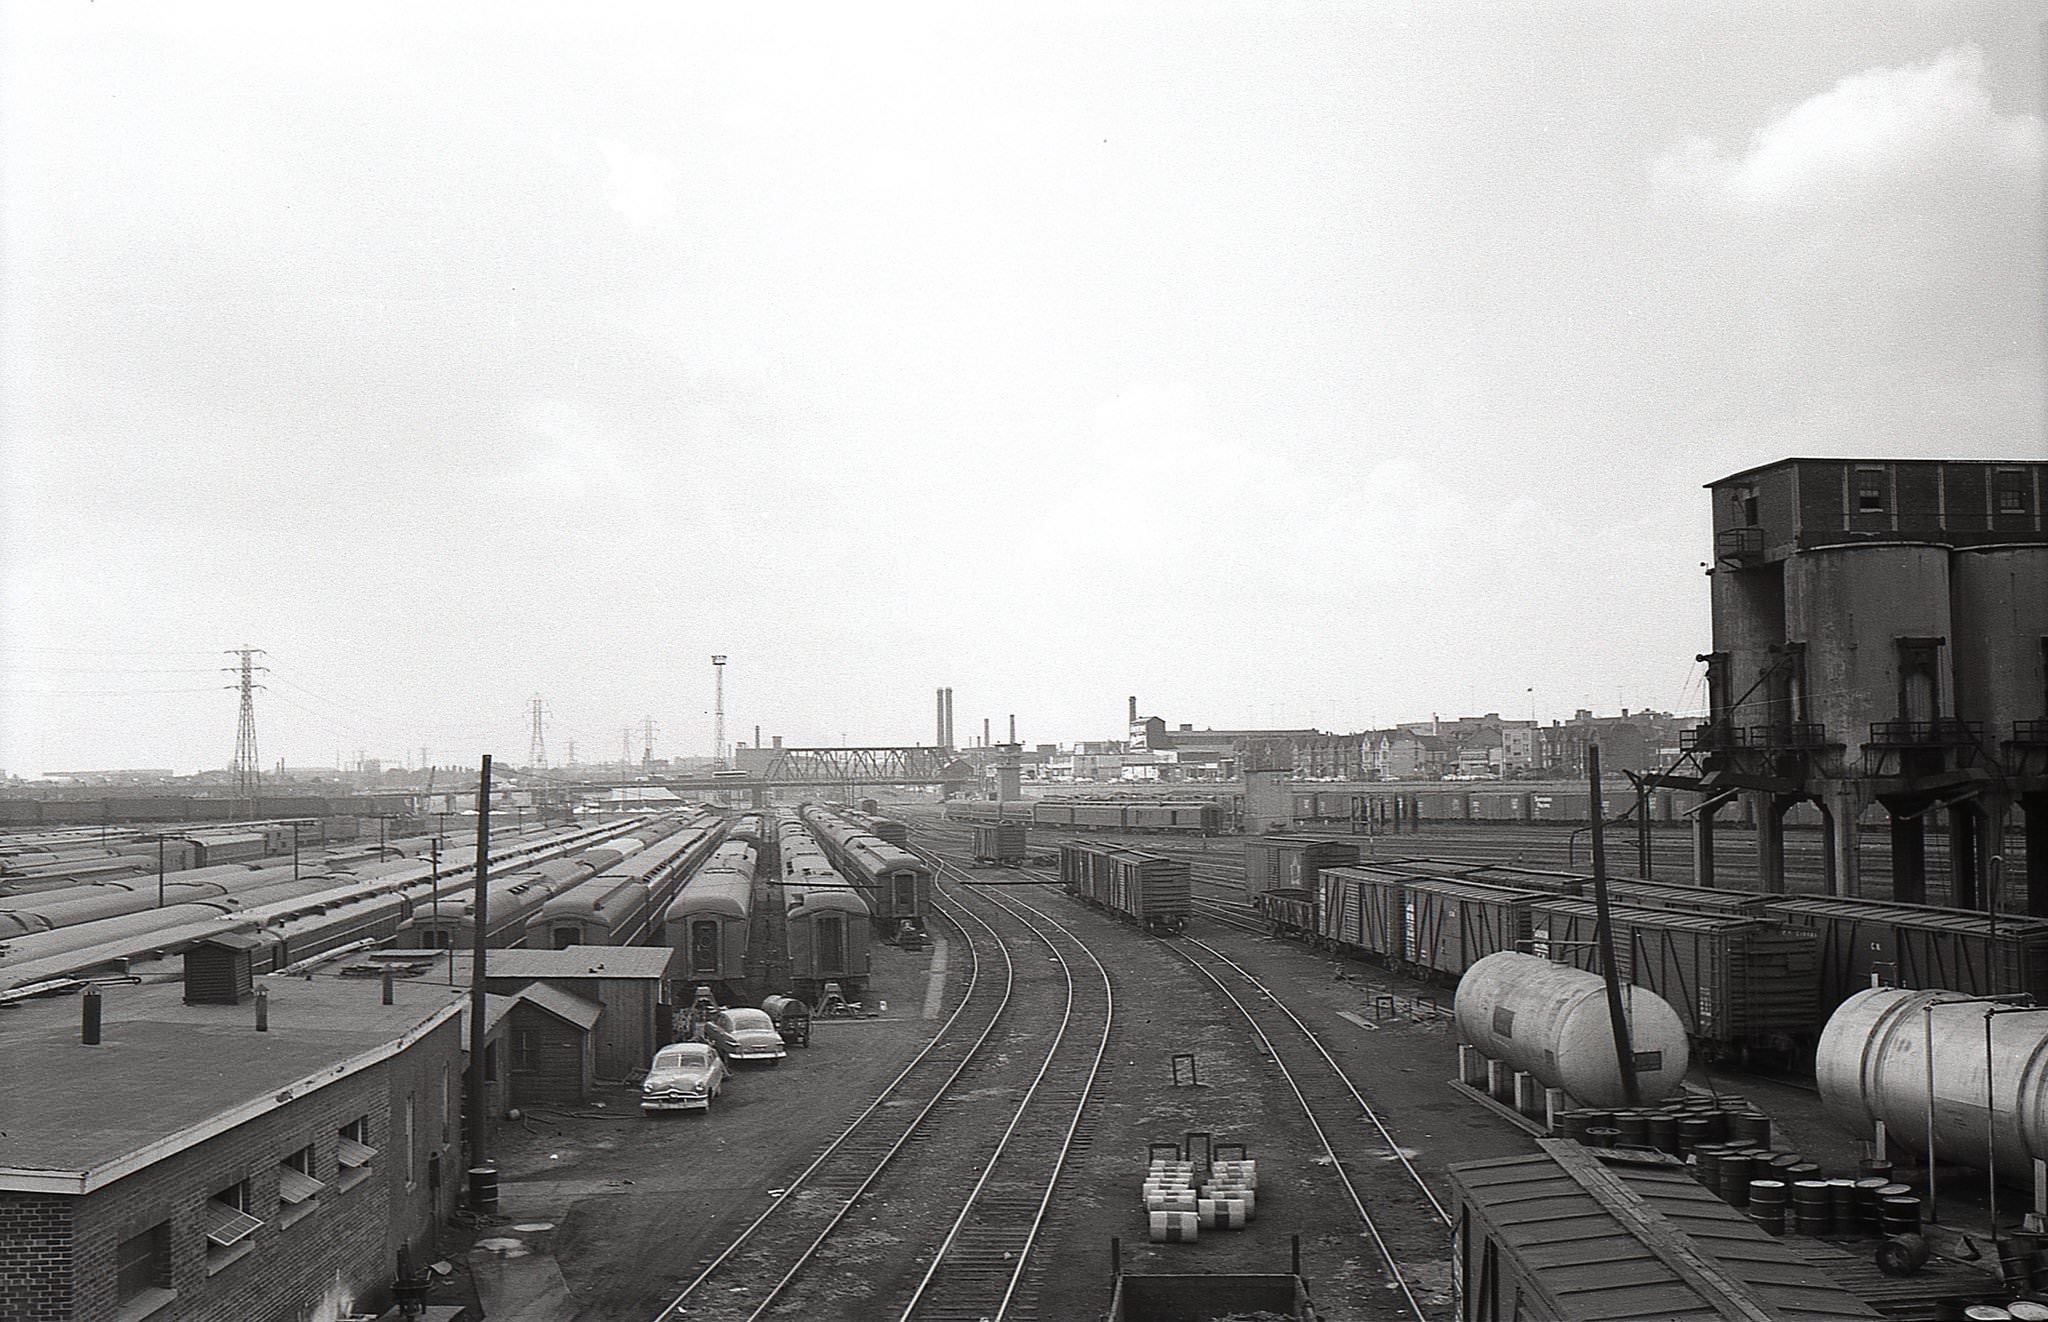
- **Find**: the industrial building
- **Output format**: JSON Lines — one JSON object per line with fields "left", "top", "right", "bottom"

{"left": 1688, "top": 456, "right": 2046, "bottom": 907}
{"left": 0, "top": 941, "right": 465, "bottom": 1322}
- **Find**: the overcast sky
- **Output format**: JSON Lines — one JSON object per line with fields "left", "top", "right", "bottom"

{"left": 1, "top": 2, "right": 2040, "bottom": 776}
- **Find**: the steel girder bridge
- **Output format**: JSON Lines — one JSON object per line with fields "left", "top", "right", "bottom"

{"left": 537, "top": 748, "right": 972, "bottom": 795}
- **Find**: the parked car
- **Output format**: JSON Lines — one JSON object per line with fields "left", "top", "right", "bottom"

{"left": 705, "top": 1007, "right": 787, "bottom": 1064}
{"left": 641, "top": 1042, "right": 729, "bottom": 1112}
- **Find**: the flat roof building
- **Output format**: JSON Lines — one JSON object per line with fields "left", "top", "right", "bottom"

{"left": 0, "top": 953, "right": 465, "bottom": 1322}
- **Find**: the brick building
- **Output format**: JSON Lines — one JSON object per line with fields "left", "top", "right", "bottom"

{"left": 0, "top": 957, "right": 464, "bottom": 1322}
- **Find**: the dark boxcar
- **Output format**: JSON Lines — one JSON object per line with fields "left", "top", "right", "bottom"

{"left": 1530, "top": 899, "right": 1819, "bottom": 1055}
{"left": 1763, "top": 894, "right": 2048, "bottom": 1012}
{"left": 1468, "top": 791, "right": 1530, "bottom": 822}
{"left": 1395, "top": 878, "right": 1548, "bottom": 981}
{"left": 1242, "top": 838, "right": 1360, "bottom": 906}
{"left": 971, "top": 822, "right": 1028, "bottom": 866}
{"left": 1059, "top": 842, "right": 1189, "bottom": 934}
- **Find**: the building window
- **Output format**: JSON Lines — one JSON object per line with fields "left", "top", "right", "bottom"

{"left": 336, "top": 1116, "right": 379, "bottom": 1192}
{"left": 1735, "top": 486, "right": 1759, "bottom": 526}
{"left": 1996, "top": 468, "right": 2030, "bottom": 515}
{"left": 203, "top": 1179, "right": 263, "bottom": 1274}
{"left": 442, "top": 1064, "right": 452, "bottom": 1143}
{"left": 405, "top": 1092, "right": 417, "bottom": 1189}
{"left": 513, "top": 1031, "right": 535, "bottom": 1070}
{"left": 1856, "top": 467, "right": 1887, "bottom": 514}
{"left": 277, "top": 1144, "right": 326, "bottom": 1228}
{"left": 116, "top": 1222, "right": 170, "bottom": 1305}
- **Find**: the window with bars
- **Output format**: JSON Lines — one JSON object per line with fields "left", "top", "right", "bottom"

{"left": 1856, "top": 467, "right": 1887, "bottom": 514}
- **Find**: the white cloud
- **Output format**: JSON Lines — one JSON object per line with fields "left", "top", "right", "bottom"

{"left": 596, "top": 138, "right": 678, "bottom": 230}
{"left": 1653, "top": 46, "right": 2042, "bottom": 212}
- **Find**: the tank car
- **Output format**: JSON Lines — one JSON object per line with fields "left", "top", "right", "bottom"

{"left": 1454, "top": 951, "right": 1691, "bottom": 1108}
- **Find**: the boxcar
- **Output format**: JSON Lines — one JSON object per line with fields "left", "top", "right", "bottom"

{"left": 971, "top": 821, "right": 1028, "bottom": 866}
{"left": 1529, "top": 899, "right": 1819, "bottom": 1057}
{"left": 1449, "top": 1144, "right": 1881, "bottom": 1322}
{"left": 1394, "top": 878, "right": 1550, "bottom": 981}
{"left": 1315, "top": 865, "right": 1408, "bottom": 961}
{"left": 1242, "top": 838, "right": 1359, "bottom": 906}
{"left": 1762, "top": 895, "right": 2048, "bottom": 1012}
{"left": 1059, "top": 842, "right": 1189, "bottom": 934}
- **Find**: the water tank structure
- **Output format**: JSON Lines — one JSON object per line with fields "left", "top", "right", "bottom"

{"left": 1950, "top": 546, "right": 2048, "bottom": 733}
{"left": 1784, "top": 544, "right": 1953, "bottom": 749}
{"left": 1454, "top": 952, "right": 1691, "bottom": 1108}
{"left": 1817, "top": 986, "right": 2048, "bottom": 1184}
{"left": 1709, "top": 566, "right": 1787, "bottom": 731}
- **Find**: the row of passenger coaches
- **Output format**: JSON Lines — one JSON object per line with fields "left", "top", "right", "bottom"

{"left": 0, "top": 814, "right": 727, "bottom": 990}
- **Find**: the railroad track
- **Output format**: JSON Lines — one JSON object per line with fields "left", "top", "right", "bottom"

{"left": 1166, "top": 933, "right": 1453, "bottom": 1322}
{"left": 655, "top": 851, "right": 1112, "bottom": 1322}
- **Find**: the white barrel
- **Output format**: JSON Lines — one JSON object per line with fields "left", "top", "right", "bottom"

{"left": 1817, "top": 986, "right": 2048, "bottom": 1183}
{"left": 1204, "top": 1185, "right": 1255, "bottom": 1218}
{"left": 1148, "top": 1210, "right": 1198, "bottom": 1243}
{"left": 1144, "top": 1190, "right": 1197, "bottom": 1213}
{"left": 1197, "top": 1198, "right": 1248, "bottom": 1230}
{"left": 1454, "top": 952, "right": 1690, "bottom": 1108}
{"left": 1211, "top": 1161, "right": 1257, "bottom": 1189}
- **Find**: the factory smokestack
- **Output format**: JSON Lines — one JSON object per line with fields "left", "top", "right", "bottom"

{"left": 936, "top": 688, "right": 946, "bottom": 747}
{"left": 1008, "top": 714, "right": 1016, "bottom": 744}
{"left": 983, "top": 717, "right": 990, "bottom": 748}
{"left": 1129, "top": 695, "right": 1138, "bottom": 723}
{"left": 945, "top": 689, "right": 955, "bottom": 748}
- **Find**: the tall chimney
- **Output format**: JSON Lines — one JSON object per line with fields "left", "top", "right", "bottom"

{"left": 1008, "top": 714, "right": 1016, "bottom": 744}
{"left": 983, "top": 717, "right": 991, "bottom": 748}
{"left": 944, "top": 689, "right": 955, "bottom": 749}
{"left": 1129, "top": 695, "right": 1138, "bottom": 723}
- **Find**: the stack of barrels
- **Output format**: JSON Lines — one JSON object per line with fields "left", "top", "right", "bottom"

{"left": 1142, "top": 1158, "right": 1200, "bottom": 1243}
{"left": 1142, "top": 1154, "right": 1256, "bottom": 1241}
{"left": 1555, "top": 1095, "right": 1926, "bottom": 1242}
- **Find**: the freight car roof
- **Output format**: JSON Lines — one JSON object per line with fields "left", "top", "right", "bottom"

{"left": 1450, "top": 1140, "right": 1880, "bottom": 1320}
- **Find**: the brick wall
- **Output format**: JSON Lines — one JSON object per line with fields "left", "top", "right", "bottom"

{"left": 18, "top": 1016, "right": 463, "bottom": 1322}
{"left": 0, "top": 1194, "right": 75, "bottom": 1321}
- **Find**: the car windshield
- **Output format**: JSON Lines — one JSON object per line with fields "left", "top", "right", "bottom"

{"left": 656, "top": 1045, "right": 712, "bottom": 1068}
{"left": 725, "top": 1009, "right": 774, "bottom": 1031}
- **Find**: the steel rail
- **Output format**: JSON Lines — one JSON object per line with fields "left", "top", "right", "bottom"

{"left": 896, "top": 854, "right": 1114, "bottom": 1321}
{"left": 1167, "top": 945, "right": 1437, "bottom": 1322}
{"left": 651, "top": 887, "right": 1013, "bottom": 1321}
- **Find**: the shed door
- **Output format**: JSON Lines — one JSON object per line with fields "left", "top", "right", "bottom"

{"left": 691, "top": 919, "right": 721, "bottom": 975}
{"left": 819, "top": 914, "right": 845, "bottom": 971}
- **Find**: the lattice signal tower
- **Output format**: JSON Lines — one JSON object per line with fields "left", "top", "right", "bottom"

{"left": 224, "top": 646, "right": 268, "bottom": 805}
{"left": 527, "top": 694, "right": 550, "bottom": 769}
{"left": 711, "top": 655, "right": 727, "bottom": 767}
{"left": 642, "top": 716, "right": 660, "bottom": 770}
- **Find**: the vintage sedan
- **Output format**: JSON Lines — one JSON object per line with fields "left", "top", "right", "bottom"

{"left": 704, "top": 1007, "right": 787, "bottom": 1063}
{"left": 640, "top": 1042, "right": 729, "bottom": 1112}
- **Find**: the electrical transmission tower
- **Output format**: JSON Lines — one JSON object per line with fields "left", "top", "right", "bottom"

{"left": 620, "top": 726, "right": 633, "bottom": 768}
{"left": 642, "top": 716, "right": 659, "bottom": 770}
{"left": 711, "top": 655, "right": 728, "bottom": 767}
{"left": 224, "top": 646, "right": 268, "bottom": 806}
{"left": 527, "top": 694, "right": 550, "bottom": 769}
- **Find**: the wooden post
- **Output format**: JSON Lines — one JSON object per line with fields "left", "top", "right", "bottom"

{"left": 466, "top": 756, "right": 494, "bottom": 1174}
{"left": 1589, "top": 745, "right": 1640, "bottom": 1106}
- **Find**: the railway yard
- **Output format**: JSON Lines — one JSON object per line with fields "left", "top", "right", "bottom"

{"left": 13, "top": 796, "right": 2045, "bottom": 1320}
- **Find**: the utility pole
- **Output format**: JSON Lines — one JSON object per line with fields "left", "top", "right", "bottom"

{"left": 465, "top": 755, "right": 493, "bottom": 1202}
{"left": 224, "top": 646, "right": 268, "bottom": 812}
{"left": 527, "top": 694, "right": 549, "bottom": 770}
{"left": 711, "top": 655, "right": 728, "bottom": 767}
{"left": 1588, "top": 744, "right": 1640, "bottom": 1106}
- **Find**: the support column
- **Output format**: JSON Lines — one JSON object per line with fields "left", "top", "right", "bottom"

{"left": 1984, "top": 791, "right": 2011, "bottom": 917}
{"left": 2027, "top": 793, "right": 2048, "bottom": 919}
{"left": 1825, "top": 785, "right": 1864, "bottom": 898}
{"left": 1693, "top": 797, "right": 1720, "bottom": 889}
{"left": 1950, "top": 803, "right": 1980, "bottom": 911}
{"left": 1756, "top": 792, "right": 1790, "bottom": 894}
{"left": 1890, "top": 804, "right": 1927, "bottom": 906}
